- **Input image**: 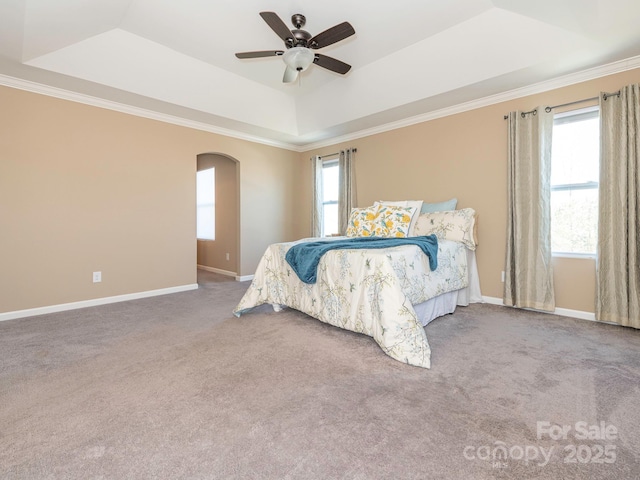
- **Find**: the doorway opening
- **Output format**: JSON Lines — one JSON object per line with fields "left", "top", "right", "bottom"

{"left": 196, "top": 153, "right": 239, "bottom": 283}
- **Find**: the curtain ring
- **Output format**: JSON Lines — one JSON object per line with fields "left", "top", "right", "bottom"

{"left": 545, "top": 106, "right": 552, "bottom": 113}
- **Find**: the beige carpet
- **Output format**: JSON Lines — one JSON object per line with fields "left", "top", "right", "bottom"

{"left": 1, "top": 271, "right": 639, "bottom": 479}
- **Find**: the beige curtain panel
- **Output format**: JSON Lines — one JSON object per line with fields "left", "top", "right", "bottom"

{"left": 338, "top": 149, "right": 356, "bottom": 235}
{"left": 596, "top": 83, "right": 640, "bottom": 328}
{"left": 504, "top": 108, "right": 556, "bottom": 312}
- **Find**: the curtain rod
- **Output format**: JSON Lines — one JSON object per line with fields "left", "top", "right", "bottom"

{"left": 318, "top": 148, "right": 357, "bottom": 159}
{"left": 502, "top": 90, "right": 621, "bottom": 119}
{"left": 544, "top": 96, "right": 598, "bottom": 113}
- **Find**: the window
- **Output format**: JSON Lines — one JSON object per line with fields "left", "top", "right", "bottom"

{"left": 550, "top": 107, "right": 599, "bottom": 256}
{"left": 196, "top": 168, "right": 215, "bottom": 240}
{"left": 322, "top": 159, "right": 339, "bottom": 236}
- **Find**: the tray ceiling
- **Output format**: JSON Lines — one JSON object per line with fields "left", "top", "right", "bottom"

{"left": 1, "top": 0, "right": 640, "bottom": 148}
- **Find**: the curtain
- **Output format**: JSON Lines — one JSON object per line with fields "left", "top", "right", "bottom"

{"left": 504, "top": 108, "right": 556, "bottom": 312}
{"left": 311, "top": 155, "right": 323, "bottom": 237}
{"left": 338, "top": 149, "right": 356, "bottom": 235}
{"left": 596, "top": 84, "right": 640, "bottom": 328}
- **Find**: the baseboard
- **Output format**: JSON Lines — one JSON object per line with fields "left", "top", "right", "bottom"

{"left": 0, "top": 284, "right": 199, "bottom": 322}
{"left": 196, "top": 265, "right": 252, "bottom": 282}
{"left": 197, "top": 265, "right": 236, "bottom": 277}
{"left": 482, "top": 296, "right": 597, "bottom": 322}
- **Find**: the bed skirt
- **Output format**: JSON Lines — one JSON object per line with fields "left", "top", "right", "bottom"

{"left": 415, "top": 248, "right": 483, "bottom": 326}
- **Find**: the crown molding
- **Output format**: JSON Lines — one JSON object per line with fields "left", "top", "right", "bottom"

{"left": 0, "top": 74, "right": 301, "bottom": 152}
{"left": 3, "top": 54, "right": 640, "bottom": 154}
{"left": 300, "top": 55, "right": 640, "bottom": 151}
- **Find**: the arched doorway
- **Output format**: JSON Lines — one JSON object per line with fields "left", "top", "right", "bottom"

{"left": 196, "top": 153, "right": 239, "bottom": 278}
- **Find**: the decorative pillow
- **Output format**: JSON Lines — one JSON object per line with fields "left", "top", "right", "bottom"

{"left": 420, "top": 198, "right": 458, "bottom": 214}
{"left": 413, "top": 208, "right": 477, "bottom": 249}
{"left": 345, "top": 205, "right": 385, "bottom": 237}
{"left": 374, "top": 200, "right": 423, "bottom": 236}
{"left": 376, "top": 205, "right": 417, "bottom": 238}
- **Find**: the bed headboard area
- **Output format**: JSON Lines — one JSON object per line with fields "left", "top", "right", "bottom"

{"left": 345, "top": 199, "right": 477, "bottom": 250}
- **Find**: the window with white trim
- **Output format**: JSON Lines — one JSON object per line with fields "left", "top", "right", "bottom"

{"left": 550, "top": 106, "right": 599, "bottom": 256}
{"left": 322, "top": 159, "right": 339, "bottom": 236}
{"left": 196, "top": 167, "right": 215, "bottom": 240}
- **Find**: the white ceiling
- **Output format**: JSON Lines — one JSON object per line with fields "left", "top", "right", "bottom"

{"left": 2, "top": 0, "right": 640, "bottom": 149}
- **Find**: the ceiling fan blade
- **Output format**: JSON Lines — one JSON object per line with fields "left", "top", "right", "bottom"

{"left": 283, "top": 66, "right": 298, "bottom": 83}
{"left": 260, "top": 11, "right": 295, "bottom": 43}
{"left": 313, "top": 54, "right": 351, "bottom": 75}
{"left": 235, "top": 50, "right": 284, "bottom": 59}
{"left": 309, "top": 22, "right": 355, "bottom": 49}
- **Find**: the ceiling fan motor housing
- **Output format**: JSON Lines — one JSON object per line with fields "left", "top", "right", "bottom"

{"left": 289, "top": 14, "right": 311, "bottom": 47}
{"left": 291, "top": 29, "right": 311, "bottom": 47}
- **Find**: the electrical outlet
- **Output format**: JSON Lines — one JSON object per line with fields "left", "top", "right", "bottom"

{"left": 93, "top": 271, "right": 102, "bottom": 283}
{"left": 501, "top": 271, "right": 505, "bottom": 283}
{"left": 226, "top": 253, "right": 230, "bottom": 261}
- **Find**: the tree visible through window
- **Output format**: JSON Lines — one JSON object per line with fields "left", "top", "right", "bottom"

{"left": 197, "top": 167, "right": 215, "bottom": 240}
{"left": 550, "top": 107, "right": 599, "bottom": 255}
{"left": 322, "top": 160, "right": 339, "bottom": 236}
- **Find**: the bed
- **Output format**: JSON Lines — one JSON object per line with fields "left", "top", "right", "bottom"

{"left": 233, "top": 206, "right": 482, "bottom": 369}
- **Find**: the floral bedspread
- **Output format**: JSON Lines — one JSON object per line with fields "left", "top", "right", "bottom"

{"left": 233, "top": 237, "right": 469, "bottom": 368}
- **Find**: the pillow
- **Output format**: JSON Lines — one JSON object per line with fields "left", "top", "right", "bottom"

{"left": 345, "top": 205, "right": 385, "bottom": 237}
{"left": 420, "top": 198, "right": 458, "bottom": 214}
{"left": 374, "top": 200, "right": 423, "bottom": 236}
{"left": 413, "top": 208, "right": 477, "bottom": 250}
{"left": 376, "top": 205, "right": 417, "bottom": 238}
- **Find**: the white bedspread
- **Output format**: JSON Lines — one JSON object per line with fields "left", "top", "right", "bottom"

{"left": 233, "top": 237, "right": 469, "bottom": 368}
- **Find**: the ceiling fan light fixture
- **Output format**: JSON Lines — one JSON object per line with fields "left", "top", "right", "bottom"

{"left": 282, "top": 47, "right": 315, "bottom": 72}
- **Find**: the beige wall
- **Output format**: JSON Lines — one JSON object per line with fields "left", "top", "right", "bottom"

{"left": 196, "top": 153, "right": 239, "bottom": 274}
{"left": 298, "top": 67, "right": 640, "bottom": 314}
{"left": 0, "top": 86, "right": 299, "bottom": 314}
{"left": 4, "top": 67, "right": 638, "bottom": 316}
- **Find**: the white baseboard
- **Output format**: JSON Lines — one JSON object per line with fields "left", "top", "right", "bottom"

{"left": 196, "top": 265, "right": 252, "bottom": 282}
{"left": 0, "top": 284, "right": 199, "bottom": 322}
{"left": 482, "top": 295, "right": 597, "bottom": 322}
{"left": 482, "top": 296, "right": 505, "bottom": 306}
{"left": 197, "top": 265, "right": 236, "bottom": 277}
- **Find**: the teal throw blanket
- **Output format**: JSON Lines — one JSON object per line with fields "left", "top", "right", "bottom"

{"left": 285, "top": 235, "right": 438, "bottom": 284}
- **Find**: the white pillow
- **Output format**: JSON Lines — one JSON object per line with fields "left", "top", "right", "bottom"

{"left": 413, "top": 208, "right": 478, "bottom": 250}
{"left": 374, "top": 200, "right": 423, "bottom": 236}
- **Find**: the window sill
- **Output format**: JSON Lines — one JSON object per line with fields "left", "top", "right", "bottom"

{"left": 552, "top": 252, "right": 596, "bottom": 260}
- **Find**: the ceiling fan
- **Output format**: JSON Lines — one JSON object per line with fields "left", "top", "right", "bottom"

{"left": 235, "top": 12, "right": 355, "bottom": 83}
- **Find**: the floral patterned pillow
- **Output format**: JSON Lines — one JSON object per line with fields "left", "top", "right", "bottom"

{"left": 413, "top": 208, "right": 477, "bottom": 250}
{"left": 345, "top": 205, "right": 385, "bottom": 237}
{"left": 374, "top": 200, "right": 423, "bottom": 236}
{"left": 376, "top": 205, "right": 416, "bottom": 238}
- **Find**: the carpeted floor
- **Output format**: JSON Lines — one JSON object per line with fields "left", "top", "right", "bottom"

{"left": 1, "top": 271, "right": 639, "bottom": 479}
